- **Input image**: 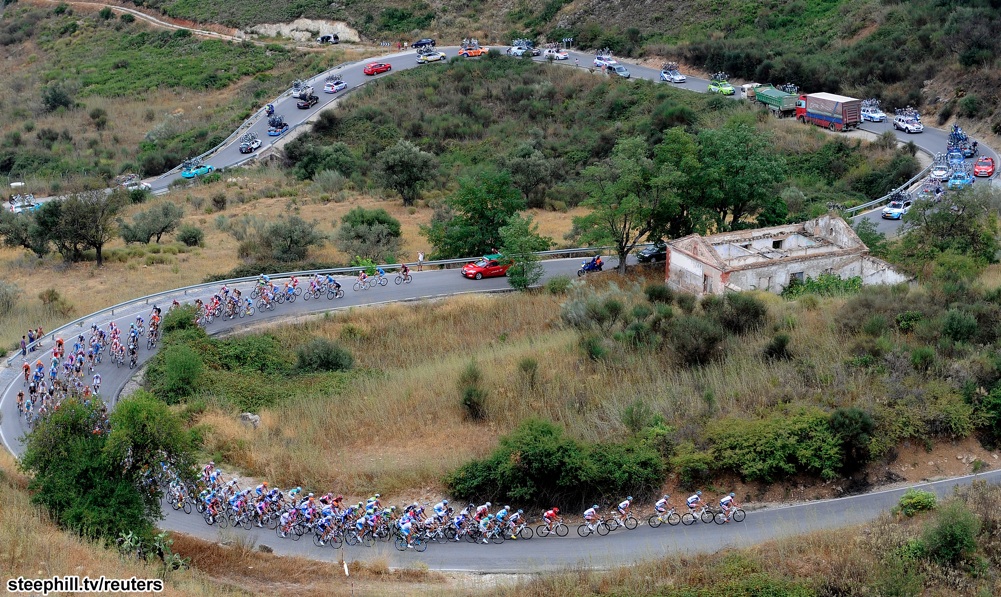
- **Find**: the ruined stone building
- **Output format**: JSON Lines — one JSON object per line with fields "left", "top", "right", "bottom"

{"left": 664, "top": 215, "right": 909, "bottom": 295}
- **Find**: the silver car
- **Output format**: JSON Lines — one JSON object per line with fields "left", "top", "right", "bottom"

{"left": 660, "top": 69, "right": 686, "bottom": 83}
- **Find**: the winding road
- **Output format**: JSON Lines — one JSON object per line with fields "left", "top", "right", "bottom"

{"left": 3, "top": 39, "right": 1001, "bottom": 572}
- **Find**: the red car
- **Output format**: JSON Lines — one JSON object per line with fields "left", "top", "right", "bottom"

{"left": 461, "top": 254, "right": 512, "bottom": 280}
{"left": 973, "top": 156, "right": 995, "bottom": 177}
{"left": 363, "top": 62, "right": 392, "bottom": 76}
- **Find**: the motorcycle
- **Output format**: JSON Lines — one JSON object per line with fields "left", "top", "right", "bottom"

{"left": 577, "top": 259, "right": 603, "bottom": 277}
{"left": 266, "top": 104, "right": 275, "bottom": 116}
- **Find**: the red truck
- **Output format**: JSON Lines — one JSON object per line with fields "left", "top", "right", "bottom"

{"left": 795, "top": 92, "right": 862, "bottom": 132}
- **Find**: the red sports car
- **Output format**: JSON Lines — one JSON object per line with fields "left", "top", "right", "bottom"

{"left": 363, "top": 62, "right": 392, "bottom": 76}
{"left": 973, "top": 156, "right": 995, "bottom": 177}
{"left": 461, "top": 255, "right": 512, "bottom": 280}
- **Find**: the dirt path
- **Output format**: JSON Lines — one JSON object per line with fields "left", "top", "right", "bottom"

{"left": 24, "top": 0, "right": 243, "bottom": 40}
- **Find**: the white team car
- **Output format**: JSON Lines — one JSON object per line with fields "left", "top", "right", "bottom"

{"left": 660, "top": 68, "right": 686, "bottom": 83}
{"left": 542, "top": 48, "right": 568, "bottom": 60}
{"left": 593, "top": 55, "right": 618, "bottom": 68}
{"left": 881, "top": 198, "right": 913, "bottom": 220}
{"left": 323, "top": 79, "right": 348, "bottom": 93}
{"left": 416, "top": 51, "right": 448, "bottom": 64}
{"left": 861, "top": 106, "right": 886, "bottom": 122}
{"left": 893, "top": 115, "right": 923, "bottom": 133}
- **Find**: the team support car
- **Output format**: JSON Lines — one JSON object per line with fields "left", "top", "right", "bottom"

{"left": 593, "top": 55, "right": 618, "bottom": 68}
{"left": 708, "top": 79, "right": 735, "bottom": 95}
{"left": 608, "top": 64, "right": 631, "bottom": 79}
{"left": 239, "top": 138, "right": 262, "bottom": 154}
{"left": 893, "top": 115, "right": 923, "bottom": 133}
{"left": 461, "top": 254, "right": 512, "bottom": 280}
{"left": 181, "top": 164, "right": 215, "bottom": 179}
{"left": 416, "top": 50, "right": 448, "bottom": 64}
{"left": 660, "top": 68, "right": 686, "bottom": 83}
{"left": 10, "top": 200, "right": 40, "bottom": 214}
{"left": 459, "top": 46, "right": 487, "bottom": 58}
{"left": 508, "top": 46, "right": 530, "bottom": 56}
{"left": 861, "top": 106, "right": 887, "bottom": 122}
{"left": 929, "top": 161, "right": 952, "bottom": 181}
{"left": 411, "top": 38, "right": 436, "bottom": 49}
{"left": 637, "top": 241, "right": 667, "bottom": 263}
{"left": 363, "top": 62, "right": 392, "bottom": 75}
{"left": 296, "top": 95, "right": 319, "bottom": 109}
{"left": 881, "top": 197, "right": 913, "bottom": 220}
{"left": 947, "top": 169, "right": 975, "bottom": 190}
{"left": 973, "top": 156, "right": 996, "bottom": 177}
{"left": 542, "top": 48, "right": 568, "bottom": 60}
{"left": 323, "top": 79, "right": 347, "bottom": 93}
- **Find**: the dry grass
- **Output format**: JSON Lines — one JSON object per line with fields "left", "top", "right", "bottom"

{"left": 195, "top": 275, "right": 877, "bottom": 500}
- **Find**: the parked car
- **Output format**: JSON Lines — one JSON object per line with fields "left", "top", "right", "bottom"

{"left": 861, "top": 106, "right": 887, "bottom": 122}
{"left": 316, "top": 34, "right": 339, "bottom": 44}
{"left": 893, "top": 115, "right": 923, "bottom": 133}
{"left": 947, "top": 169, "right": 975, "bottom": 190}
{"left": 461, "top": 255, "right": 512, "bottom": 279}
{"left": 411, "top": 38, "right": 436, "bottom": 49}
{"left": 660, "top": 68, "right": 686, "bottom": 83}
{"left": 593, "top": 55, "right": 618, "bottom": 68}
{"left": 296, "top": 95, "right": 319, "bottom": 109}
{"left": 881, "top": 198, "right": 913, "bottom": 220}
{"left": 973, "top": 156, "right": 996, "bottom": 177}
{"left": 637, "top": 241, "right": 667, "bottom": 263}
{"left": 608, "top": 64, "right": 631, "bottom": 78}
{"left": 542, "top": 48, "right": 568, "bottom": 60}
{"left": 708, "top": 79, "right": 735, "bottom": 95}
{"left": 10, "top": 200, "right": 40, "bottom": 214}
{"left": 181, "top": 164, "right": 215, "bottom": 179}
{"left": 323, "top": 79, "right": 347, "bottom": 94}
{"left": 416, "top": 50, "right": 448, "bottom": 64}
{"left": 238, "top": 138, "right": 262, "bottom": 154}
{"left": 363, "top": 62, "right": 392, "bottom": 75}
{"left": 123, "top": 180, "right": 151, "bottom": 192}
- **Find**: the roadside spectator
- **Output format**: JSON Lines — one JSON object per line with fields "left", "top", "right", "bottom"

{"left": 35, "top": 327, "right": 43, "bottom": 349}
{"left": 27, "top": 329, "right": 35, "bottom": 351}
{"left": 417, "top": 251, "right": 424, "bottom": 272}
{"left": 20, "top": 335, "right": 26, "bottom": 357}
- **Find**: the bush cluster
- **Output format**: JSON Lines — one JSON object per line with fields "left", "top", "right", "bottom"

{"left": 295, "top": 338, "right": 354, "bottom": 373}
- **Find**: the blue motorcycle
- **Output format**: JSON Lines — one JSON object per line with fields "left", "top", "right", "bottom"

{"left": 577, "top": 258, "right": 603, "bottom": 277}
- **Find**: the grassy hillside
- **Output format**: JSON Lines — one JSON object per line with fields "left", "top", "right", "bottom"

{"left": 0, "top": 4, "right": 335, "bottom": 184}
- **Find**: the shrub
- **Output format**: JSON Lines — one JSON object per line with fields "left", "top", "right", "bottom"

{"left": 545, "top": 275, "right": 572, "bottom": 295}
{"left": 176, "top": 225, "right": 204, "bottom": 247}
{"left": 708, "top": 409, "right": 843, "bottom": 482}
{"left": 644, "top": 283, "right": 674, "bottom": 304}
{"left": 667, "top": 315, "right": 727, "bottom": 366}
{"left": 295, "top": 338, "right": 353, "bottom": 372}
{"left": 911, "top": 346, "right": 935, "bottom": 372}
{"left": 676, "top": 292, "right": 697, "bottom": 314}
{"left": 712, "top": 292, "right": 768, "bottom": 335}
{"left": 923, "top": 501, "right": 979, "bottom": 565}
{"left": 446, "top": 419, "right": 666, "bottom": 507}
{"left": 671, "top": 448, "right": 713, "bottom": 490}
{"left": 0, "top": 280, "right": 19, "bottom": 318}
{"left": 763, "top": 333, "right": 791, "bottom": 360}
{"left": 829, "top": 407, "right": 874, "bottom": 472}
{"left": 942, "top": 309, "right": 977, "bottom": 343}
{"left": 158, "top": 344, "right": 204, "bottom": 404}
{"left": 896, "top": 310, "right": 923, "bottom": 332}
{"left": 896, "top": 488, "right": 937, "bottom": 517}
{"left": 211, "top": 192, "right": 227, "bottom": 211}
{"left": 980, "top": 387, "right": 1001, "bottom": 446}
{"left": 517, "top": 356, "right": 538, "bottom": 389}
{"left": 957, "top": 94, "right": 981, "bottom": 119}
{"left": 161, "top": 304, "right": 197, "bottom": 333}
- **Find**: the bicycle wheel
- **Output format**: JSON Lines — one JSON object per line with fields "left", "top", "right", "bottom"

{"left": 276, "top": 293, "right": 285, "bottom": 304}
{"left": 203, "top": 512, "right": 214, "bottom": 525}
{"left": 681, "top": 513, "right": 696, "bottom": 526}
{"left": 303, "top": 290, "right": 312, "bottom": 301}
{"left": 171, "top": 499, "right": 181, "bottom": 511}
{"left": 648, "top": 514, "right": 663, "bottom": 528}
{"left": 362, "top": 533, "right": 375, "bottom": 547}
{"left": 328, "top": 531, "right": 343, "bottom": 549}
{"left": 490, "top": 532, "right": 505, "bottom": 544}
{"left": 395, "top": 537, "right": 406, "bottom": 551}
{"left": 182, "top": 501, "right": 192, "bottom": 514}
{"left": 294, "top": 287, "right": 302, "bottom": 296}
{"left": 313, "top": 532, "right": 325, "bottom": 547}
{"left": 714, "top": 512, "right": 727, "bottom": 525}
{"left": 239, "top": 516, "right": 252, "bottom": 531}
{"left": 353, "top": 282, "right": 362, "bottom": 292}
{"left": 667, "top": 512, "right": 681, "bottom": 526}
{"left": 732, "top": 509, "right": 745, "bottom": 522}
{"left": 379, "top": 277, "right": 388, "bottom": 286}
{"left": 624, "top": 516, "right": 638, "bottom": 530}
{"left": 404, "top": 274, "right": 412, "bottom": 284}
{"left": 555, "top": 523, "right": 569, "bottom": 537}
{"left": 701, "top": 509, "right": 714, "bottom": 524}
{"left": 577, "top": 524, "right": 591, "bottom": 538}
{"left": 286, "top": 293, "right": 296, "bottom": 303}
{"left": 395, "top": 275, "right": 403, "bottom": 285}
{"left": 518, "top": 526, "right": 533, "bottom": 540}
{"left": 596, "top": 521, "right": 610, "bottom": 536}
{"left": 290, "top": 526, "right": 302, "bottom": 541}
{"left": 345, "top": 532, "right": 359, "bottom": 546}
{"left": 276, "top": 525, "right": 286, "bottom": 538}
{"left": 535, "top": 524, "right": 550, "bottom": 538}
{"left": 415, "top": 538, "right": 427, "bottom": 552}
{"left": 217, "top": 514, "right": 229, "bottom": 529}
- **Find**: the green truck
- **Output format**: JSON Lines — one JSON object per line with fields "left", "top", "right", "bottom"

{"left": 754, "top": 86, "right": 797, "bottom": 117}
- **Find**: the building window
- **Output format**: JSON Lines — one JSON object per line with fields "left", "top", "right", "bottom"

{"left": 772, "top": 240, "right": 783, "bottom": 249}
{"left": 790, "top": 272, "right": 804, "bottom": 284}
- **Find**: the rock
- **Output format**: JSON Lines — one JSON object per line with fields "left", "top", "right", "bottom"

{"left": 928, "top": 461, "right": 934, "bottom": 466}
{"left": 258, "top": 544, "right": 274, "bottom": 553}
{"left": 246, "top": 18, "right": 360, "bottom": 43}
{"left": 994, "top": 454, "right": 998, "bottom": 460}
{"left": 239, "top": 412, "right": 261, "bottom": 429}
{"left": 220, "top": 540, "right": 233, "bottom": 547}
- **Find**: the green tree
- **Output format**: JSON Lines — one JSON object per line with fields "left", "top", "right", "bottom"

{"left": 828, "top": 407, "right": 875, "bottom": 472}
{"left": 119, "top": 202, "right": 184, "bottom": 244}
{"left": 653, "top": 127, "right": 703, "bottom": 238}
{"left": 422, "top": 169, "right": 526, "bottom": 258}
{"left": 60, "top": 190, "right": 127, "bottom": 266}
{"left": 571, "top": 136, "right": 675, "bottom": 273}
{"left": 853, "top": 218, "right": 889, "bottom": 257}
{"left": 502, "top": 143, "right": 558, "bottom": 208}
{"left": 376, "top": 140, "right": 438, "bottom": 206}
{"left": 264, "top": 215, "right": 324, "bottom": 262}
{"left": 333, "top": 206, "right": 402, "bottom": 262}
{"left": 32, "top": 200, "right": 86, "bottom": 261}
{"left": 694, "top": 122, "right": 787, "bottom": 231}
{"left": 0, "top": 208, "right": 39, "bottom": 254}
{"left": 500, "top": 214, "right": 552, "bottom": 290}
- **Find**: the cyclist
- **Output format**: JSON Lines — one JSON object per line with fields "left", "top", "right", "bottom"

{"left": 375, "top": 266, "right": 386, "bottom": 281}
{"left": 254, "top": 481, "right": 268, "bottom": 496}
{"left": 583, "top": 504, "right": 599, "bottom": 530}
{"left": 92, "top": 373, "right": 101, "bottom": 394}
{"left": 507, "top": 509, "right": 524, "bottom": 539}
{"left": 325, "top": 274, "right": 341, "bottom": 292}
{"left": 654, "top": 494, "right": 673, "bottom": 517}
{"left": 366, "top": 493, "right": 382, "bottom": 510}
{"left": 399, "top": 263, "right": 410, "bottom": 279}
{"left": 616, "top": 496, "right": 633, "bottom": 525}
{"left": 495, "top": 505, "right": 510, "bottom": 527}
{"left": 474, "top": 501, "right": 491, "bottom": 521}
{"left": 357, "top": 270, "right": 368, "bottom": 286}
{"left": 478, "top": 514, "right": 494, "bottom": 544}
{"left": 542, "top": 507, "right": 560, "bottom": 531}
{"left": 16, "top": 391, "right": 24, "bottom": 416}
{"left": 686, "top": 491, "right": 704, "bottom": 513}
{"left": 400, "top": 514, "right": 415, "bottom": 548}
{"left": 433, "top": 499, "right": 449, "bottom": 521}
{"left": 720, "top": 492, "right": 740, "bottom": 522}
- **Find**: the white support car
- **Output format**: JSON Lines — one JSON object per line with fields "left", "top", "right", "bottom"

{"left": 881, "top": 197, "right": 913, "bottom": 220}
{"left": 861, "top": 106, "right": 887, "bottom": 122}
{"left": 593, "top": 55, "right": 618, "bottom": 68}
{"left": 659, "top": 68, "right": 686, "bottom": 83}
{"left": 893, "top": 115, "right": 923, "bottom": 133}
{"left": 542, "top": 48, "right": 568, "bottom": 60}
